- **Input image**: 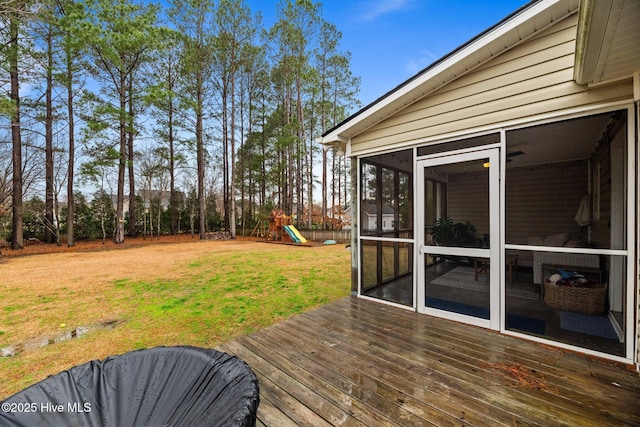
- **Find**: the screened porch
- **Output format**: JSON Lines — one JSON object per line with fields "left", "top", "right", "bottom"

{"left": 357, "top": 109, "right": 631, "bottom": 361}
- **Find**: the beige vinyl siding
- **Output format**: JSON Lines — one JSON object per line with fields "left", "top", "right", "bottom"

{"left": 351, "top": 13, "right": 632, "bottom": 155}
{"left": 447, "top": 170, "right": 489, "bottom": 238}
{"left": 381, "top": 22, "right": 578, "bottom": 128}
{"left": 505, "top": 160, "right": 587, "bottom": 245}
{"left": 444, "top": 160, "right": 587, "bottom": 249}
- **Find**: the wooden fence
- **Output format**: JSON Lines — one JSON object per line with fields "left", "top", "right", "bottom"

{"left": 297, "top": 229, "right": 351, "bottom": 243}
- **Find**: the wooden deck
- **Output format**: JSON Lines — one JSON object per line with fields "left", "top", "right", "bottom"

{"left": 217, "top": 297, "right": 640, "bottom": 426}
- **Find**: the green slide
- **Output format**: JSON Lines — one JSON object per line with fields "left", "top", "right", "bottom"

{"left": 283, "top": 225, "right": 307, "bottom": 243}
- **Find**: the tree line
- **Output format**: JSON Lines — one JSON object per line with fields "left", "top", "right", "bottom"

{"left": 0, "top": 0, "right": 359, "bottom": 249}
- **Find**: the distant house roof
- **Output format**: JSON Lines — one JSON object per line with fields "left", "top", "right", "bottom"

{"left": 361, "top": 203, "right": 394, "bottom": 216}
{"left": 139, "top": 190, "right": 185, "bottom": 208}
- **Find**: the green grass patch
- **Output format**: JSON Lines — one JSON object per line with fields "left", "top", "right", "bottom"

{"left": 107, "top": 246, "right": 350, "bottom": 348}
{"left": 0, "top": 242, "right": 351, "bottom": 398}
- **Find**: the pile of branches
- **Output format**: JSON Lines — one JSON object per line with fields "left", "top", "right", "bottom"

{"left": 204, "top": 231, "right": 233, "bottom": 241}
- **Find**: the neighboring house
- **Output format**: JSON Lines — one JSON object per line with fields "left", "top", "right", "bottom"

{"left": 138, "top": 189, "right": 185, "bottom": 210}
{"left": 339, "top": 206, "right": 352, "bottom": 230}
{"left": 321, "top": 0, "right": 640, "bottom": 368}
{"left": 297, "top": 204, "right": 352, "bottom": 229}
{"left": 110, "top": 191, "right": 185, "bottom": 214}
{"left": 109, "top": 196, "right": 130, "bottom": 214}
{"left": 361, "top": 203, "right": 395, "bottom": 232}
{"left": 301, "top": 203, "right": 323, "bottom": 226}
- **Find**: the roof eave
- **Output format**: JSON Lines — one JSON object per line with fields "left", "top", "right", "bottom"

{"left": 321, "top": 0, "right": 579, "bottom": 147}
{"left": 573, "top": 0, "right": 612, "bottom": 85}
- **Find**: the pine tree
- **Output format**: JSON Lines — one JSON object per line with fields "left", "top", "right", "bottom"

{"left": 213, "top": 0, "right": 260, "bottom": 238}
{"left": 84, "top": 0, "right": 161, "bottom": 243}
{"left": 169, "top": 0, "right": 215, "bottom": 239}
{"left": 54, "top": 0, "right": 89, "bottom": 247}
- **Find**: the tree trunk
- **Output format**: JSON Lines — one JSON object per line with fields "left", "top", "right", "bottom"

{"left": 229, "top": 66, "right": 237, "bottom": 239}
{"left": 222, "top": 79, "right": 229, "bottom": 231}
{"left": 240, "top": 97, "right": 246, "bottom": 236}
{"left": 10, "top": 18, "right": 23, "bottom": 250}
{"left": 45, "top": 26, "right": 55, "bottom": 244}
{"left": 321, "top": 147, "right": 327, "bottom": 230}
{"left": 331, "top": 149, "right": 336, "bottom": 219}
{"left": 285, "top": 88, "right": 293, "bottom": 214}
{"left": 190, "top": 192, "right": 195, "bottom": 238}
{"left": 100, "top": 201, "right": 106, "bottom": 244}
{"left": 260, "top": 102, "right": 266, "bottom": 211}
{"left": 127, "top": 77, "right": 136, "bottom": 238}
{"left": 197, "top": 73, "right": 206, "bottom": 239}
{"left": 66, "top": 43, "right": 75, "bottom": 247}
{"left": 320, "top": 51, "right": 327, "bottom": 231}
{"left": 168, "top": 68, "right": 177, "bottom": 235}
{"left": 114, "top": 70, "right": 127, "bottom": 244}
{"left": 157, "top": 199, "right": 161, "bottom": 239}
{"left": 149, "top": 197, "right": 153, "bottom": 240}
{"left": 307, "top": 105, "right": 314, "bottom": 230}
{"left": 296, "top": 75, "right": 304, "bottom": 227}
{"left": 337, "top": 153, "right": 342, "bottom": 214}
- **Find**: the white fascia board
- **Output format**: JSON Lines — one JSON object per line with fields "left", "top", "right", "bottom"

{"left": 574, "top": 0, "right": 615, "bottom": 85}
{"left": 322, "top": 0, "right": 576, "bottom": 145}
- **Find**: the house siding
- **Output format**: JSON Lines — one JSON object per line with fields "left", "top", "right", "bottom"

{"left": 350, "top": 13, "right": 633, "bottom": 155}
{"left": 505, "top": 160, "right": 587, "bottom": 246}
{"left": 447, "top": 170, "right": 489, "bottom": 238}
{"left": 444, "top": 160, "right": 588, "bottom": 264}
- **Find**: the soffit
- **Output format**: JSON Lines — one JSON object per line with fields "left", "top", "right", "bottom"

{"left": 504, "top": 112, "right": 615, "bottom": 168}
{"left": 321, "top": 0, "right": 579, "bottom": 146}
{"left": 575, "top": 0, "right": 640, "bottom": 85}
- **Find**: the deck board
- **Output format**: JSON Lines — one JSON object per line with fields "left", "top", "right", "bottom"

{"left": 323, "top": 298, "right": 639, "bottom": 420}
{"left": 218, "top": 297, "right": 640, "bottom": 426}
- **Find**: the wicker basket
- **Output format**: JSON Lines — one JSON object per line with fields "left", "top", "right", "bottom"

{"left": 543, "top": 281, "right": 607, "bottom": 315}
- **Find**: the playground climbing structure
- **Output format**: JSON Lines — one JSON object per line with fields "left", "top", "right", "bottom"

{"left": 250, "top": 209, "right": 308, "bottom": 244}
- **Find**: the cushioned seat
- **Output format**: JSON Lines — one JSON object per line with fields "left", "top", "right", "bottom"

{"left": 0, "top": 346, "right": 259, "bottom": 427}
{"left": 527, "top": 233, "right": 598, "bottom": 284}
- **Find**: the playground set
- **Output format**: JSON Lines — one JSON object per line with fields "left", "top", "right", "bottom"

{"left": 250, "top": 209, "right": 309, "bottom": 245}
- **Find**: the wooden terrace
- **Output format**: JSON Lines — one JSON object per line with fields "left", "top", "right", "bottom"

{"left": 218, "top": 297, "right": 640, "bottom": 426}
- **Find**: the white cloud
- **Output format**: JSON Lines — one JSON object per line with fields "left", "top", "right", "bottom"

{"left": 358, "top": 0, "right": 415, "bottom": 22}
{"left": 405, "top": 49, "right": 439, "bottom": 74}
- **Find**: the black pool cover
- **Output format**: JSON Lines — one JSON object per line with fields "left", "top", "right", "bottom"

{"left": 0, "top": 346, "right": 259, "bottom": 427}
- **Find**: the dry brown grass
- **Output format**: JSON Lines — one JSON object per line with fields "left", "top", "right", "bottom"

{"left": 0, "top": 236, "right": 351, "bottom": 399}
{"left": 2, "top": 236, "right": 228, "bottom": 342}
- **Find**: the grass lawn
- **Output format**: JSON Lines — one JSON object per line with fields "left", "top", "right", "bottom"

{"left": 0, "top": 239, "right": 351, "bottom": 399}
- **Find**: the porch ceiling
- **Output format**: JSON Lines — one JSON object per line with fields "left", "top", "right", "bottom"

{"left": 574, "top": 0, "right": 640, "bottom": 85}
{"left": 364, "top": 111, "right": 616, "bottom": 170}
{"left": 504, "top": 112, "right": 615, "bottom": 168}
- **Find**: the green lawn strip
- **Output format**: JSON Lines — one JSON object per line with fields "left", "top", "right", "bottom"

{"left": 109, "top": 247, "right": 350, "bottom": 348}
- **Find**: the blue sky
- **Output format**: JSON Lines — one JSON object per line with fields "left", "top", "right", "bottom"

{"left": 248, "top": 0, "right": 531, "bottom": 108}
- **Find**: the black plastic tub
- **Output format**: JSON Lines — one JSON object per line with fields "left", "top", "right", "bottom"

{"left": 0, "top": 346, "right": 259, "bottom": 427}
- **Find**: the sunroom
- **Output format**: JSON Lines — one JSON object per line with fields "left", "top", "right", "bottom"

{"left": 322, "top": 0, "right": 640, "bottom": 365}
